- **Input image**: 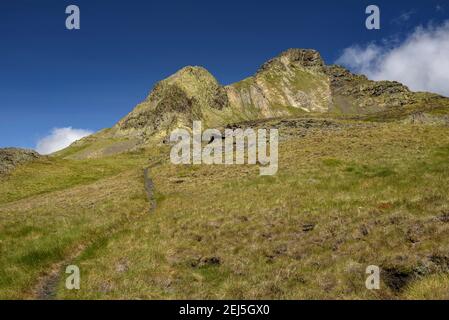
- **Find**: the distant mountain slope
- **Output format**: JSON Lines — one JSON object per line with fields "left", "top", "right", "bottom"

{"left": 114, "top": 48, "right": 448, "bottom": 135}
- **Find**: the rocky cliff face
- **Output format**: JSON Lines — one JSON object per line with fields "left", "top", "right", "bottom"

{"left": 115, "top": 66, "right": 229, "bottom": 139}
{"left": 0, "top": 148, "right": 40, "bottom": 175}
{"left": 324, "top": 64, "right": 414, "bottom": 113}
{"left": 226, "top": 49, "right": 331, "bottom": 116}
{"left": 227, "top": 49, "right": 420, "bottom": 116}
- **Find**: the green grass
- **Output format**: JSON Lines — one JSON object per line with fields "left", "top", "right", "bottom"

{"left": 1, "top": 115, "right": 449, "bottom": 299}
{"left": 404, "top": 274, "right": 449, "bottom": 299}
{"left": 0, "top": 149, "right": 152, "bottom": 299}
{"left": 49, "top": 120, "right": 449, "bottom": 299}
{"left": 0, "top": 151, "right": 147, "bottom": 204}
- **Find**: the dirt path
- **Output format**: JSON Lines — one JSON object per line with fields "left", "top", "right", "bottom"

{"left": 30, "top": 214, "right": 138, "bottom": 300}
{"left": 33, "top": 244, "right": 88, "bottom": 300}
{"left": 143, "top": 167, "right": 156, "bottom": 212}
{"left": 30, "top": 230, "right": 121, "bottom": 300}
{"left": 29, "top": 167, "right": 159, "bottom": 299}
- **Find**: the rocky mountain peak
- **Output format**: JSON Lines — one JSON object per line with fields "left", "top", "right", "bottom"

{"left": 114, "top": 65, "right": 229, "bottom": 137}
{"left": 258, "top": 48, "right": 324, "bottom": 74}
{"left": 61, "top": 48, "right": 449, "bottom": 158}
{"left": 85, "top": 47, "right": 449, "bottom": 147}
{"left": 279, "top": 48, "right": 324, "bottom": 67}
{"left": 167, "top": 66, "right": 217, "bottom": 83}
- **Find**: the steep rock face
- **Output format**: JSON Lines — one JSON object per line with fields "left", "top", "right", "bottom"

{"left": 115, "top": 66, "right": 229, "bottom": 138}
{"left": 259, "top": 48, "right": 324, "bottom": 70}
{"left": 227, "top": 49, "right": 331, "bottom": 115}
{"left": 0, "top": 148, "right": 40, "bottom": 175}
{"left": 227, "top": 48, "right": 420, "bottom": 116}
{"left": 325, "top": 65, "right": 415, "bottom": 113}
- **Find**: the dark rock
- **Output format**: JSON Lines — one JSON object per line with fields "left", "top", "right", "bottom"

{"left": 258, "top": 49, "right": 324, "bottom": 74}
{"left": 302, "top": 223, "right": 315, "bottom": 232}
{"left": 192, "top": 256, "right": 221, "bottom": 268}
{"left": 0, "top": 148, "right": 40, "bottom": 175}
{"left": 382, "top": 267, "right": 414, "bottom": 292}
{"left": 438, "top": 211, "right": 449, "bottom": 223}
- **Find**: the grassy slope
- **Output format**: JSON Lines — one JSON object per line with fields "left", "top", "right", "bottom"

{"left": 19, "top": 117, "right": 445, "bottom": 300}
{"left": 1, "top": 112, "right": 448, "bottom": 299}
{"left": 0, "top": 150, "right": 153, "bottom": 299}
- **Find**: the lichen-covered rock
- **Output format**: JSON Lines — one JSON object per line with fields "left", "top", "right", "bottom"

{"left": 115, "top": 66, "right": 229, "bottom": 138}
{"left": 229, "top": 48, "right": 331, "bottom": 114}
{"left": 325, "top": 65, "right": 415, "bottom": 113}
{"left": 0, "top": 148, "right": 40, "bottom": 175}
{"left": 403, "top": 112, "right": 449, "bottom": 125}
{"left": 258, "top": 49, "right": 324, "bottom": 73}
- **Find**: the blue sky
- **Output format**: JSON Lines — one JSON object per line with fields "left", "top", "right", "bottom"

{"left": 0, "top": 0, "right": 448, "bottom": 150}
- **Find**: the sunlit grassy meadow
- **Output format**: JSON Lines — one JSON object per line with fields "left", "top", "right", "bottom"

{"left": 2, "top": 117, "right": 445, "bottom": 299}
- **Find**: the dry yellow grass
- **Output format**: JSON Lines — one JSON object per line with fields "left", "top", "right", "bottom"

{"left": 0, "top": 152, "right": 151, "bottom": 299}
{"left": 19, "top": 117, "right": 446, "bottom": 300}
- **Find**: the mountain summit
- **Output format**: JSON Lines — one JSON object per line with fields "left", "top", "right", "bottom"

{"left": 115, "top": 66, "right": 229, "bottom": 138}
{"left": 64, "top": 48, "right": 448, "bottom": 158}
{"left": 114, "top": 48, "right": 442, "bottom": 135}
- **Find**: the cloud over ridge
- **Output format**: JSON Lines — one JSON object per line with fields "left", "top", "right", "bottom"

{"left": 36, "top": 127, "right": 93, "bottom": 155}
{"left": 336, "top": 21, "right": 449, "bottom": 97}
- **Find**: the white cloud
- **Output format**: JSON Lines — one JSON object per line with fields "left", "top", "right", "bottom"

{"left": 36, "top": 127, "right": 93, "bottom": 155}
{"left": 336, "top": 21, "right": 449, "bottom": 97}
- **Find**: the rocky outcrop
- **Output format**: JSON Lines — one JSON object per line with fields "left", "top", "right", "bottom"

{"left": 0, "top": 148, "right": 40, "bottom": 175}
{"left": 228, "top": 49, "right": 331, "bottom": 115}
{"left": 115, "top": 66, "right": 229, "bottom": 139}
{"left": 258, "top": 48, "right": 324, "bottom": 72}
{"left": 403, "top": 112, "right": 449, "bottom": 125}
{"left": 325, "top": 65, "right": 416, "bottom": 113}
